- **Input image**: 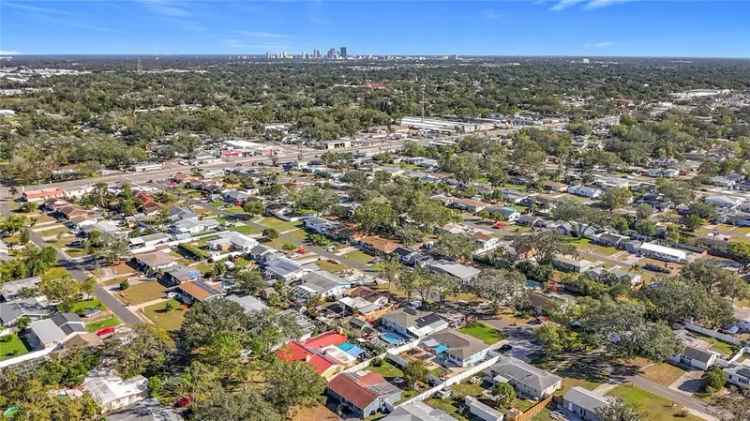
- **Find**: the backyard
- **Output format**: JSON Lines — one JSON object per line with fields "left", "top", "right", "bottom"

{"left": 459, "top": 322, "right": 505, "bottom": 345}
{"left": 368, "top": 359, "right": 404, "bottom": 378}
{"left": 0, "top": 334, "right": 29, "bottom": 361}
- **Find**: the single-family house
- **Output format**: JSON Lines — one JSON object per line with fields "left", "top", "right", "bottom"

{"left": 355, "top": 235, "right": 400, "bottom": 256}
{"left": 486, "top": 357, "right": 563, "bottom": 399}
{"left": 22, "top": 187, "right": 65, "bottom": 202}
{"left": 161, "top": 265, "right": 202, "bottom": 288}
{"left": 0, "top": 298, "right": 50, "bottom": 327}
{"left": 206, "top": 231, "right": 258, "bottom": 254}
{"left": 177, "top": 281, "right": 222, "bottom": 305}
{"left": 0, "top": 276, "right": 41, "bottom": 302}
{"left": 724, "top": 364, "right": 750, "bottom": 389}
{"left": 561, "top": 386, "right": 611, "bottom": 421}
{"left": 226, "top": 294, "right": 268, "bottom": 314}
{"left": 670, "top": 345, "right": 718, "bottom": 370}
{"left": 568, "top": 185, "right": 603, "bottom": 199}
{"left": 639, "top": 242, "right": 687, "bottom": 263}
{"left": 132, "top": 251, "right": 178, "bottom": 276}
{"left": 170, "top": 217, "right": 220, "bottom": 235}
{"left": 593, "top": 232, "right": 629, "bottom": 248}
{"left": 25, "top": 312, "right": 86, "bottom": 349}
{"left": 276, "top": 331, "right": 349, "bottom": 379}
{"left": 423, "top": 329, "right": 494, "bottom": 367}
{"left": 338, "top": 287, "right": 389, "bottom": 319}
{"left": 129, "top": 233, "right": 171, "bottom": 249}
{"left": 380, "top": 308, "right": 449, "bottom": 339}
{"left": 383, "top": 401, "right": 457, "bottom": 421}
{"left": 552, "top": 255, "right": 595, "bottom": 273}
{"left": 327, "top": 371, "right": 402, "bottom": 418}
{"left": 448, "top": 198, "right": 488, "bottom": 214}
{"left": 424, "top": 260, "right": 481, "bottom": 284}
{"left": 704, "top": 195, "right": 741, "bottom": 209}
{"left": 83, "top": 374, "right": 149, "bottom": 413}
{"left": 264, "top": 256, "right": 305, "bottom": 283}
{"left": 464, "top": 396, "right": 503, "bottom": 421}
{"left": 294, "top": 270, "right": 351, "bottom": 300}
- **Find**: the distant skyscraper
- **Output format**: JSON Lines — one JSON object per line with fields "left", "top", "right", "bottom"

{"left": 326, "top": 48, "right": 337, "bottom": 59}
{"left": 339, "top": 47, "right": 347, "bottom": 58}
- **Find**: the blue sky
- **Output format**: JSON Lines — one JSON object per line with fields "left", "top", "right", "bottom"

{"left": 1, "top": 1, "right": 749, "bottom": 57}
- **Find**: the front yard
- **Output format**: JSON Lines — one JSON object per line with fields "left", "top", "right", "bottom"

{"left": 459, "top": 322, "right": 505, "bottom": 345}
{"left": 607, "top": 384, "right": 702, "bottom": 421}
{"left": 86, "top": 316, "right": 121, "bottom": 332}
{"left": 257, "top": 216, "right": 300, "bottom": 233}
{"left": 641, "top": 363, "right": 686, "bottom": 386}
{"left": 143, "top": 299, "right": 188, "bottom": 332}
{"left": 118, "top": 282, "right": 167, "bottom": 305}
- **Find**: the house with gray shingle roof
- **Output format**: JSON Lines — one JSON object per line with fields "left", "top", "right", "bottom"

{"left": 562, "top": 386, "right": 611, "bottom": 421}
{"left": 485, "top": 356, "right": 562, "bottom": 399}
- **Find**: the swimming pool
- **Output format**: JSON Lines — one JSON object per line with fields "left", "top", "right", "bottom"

{"left": 380, "top": 332, "right": 407, "bottom": 345}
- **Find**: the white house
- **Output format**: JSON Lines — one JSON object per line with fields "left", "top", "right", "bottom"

{"left": 568, "top": 185, "right": 603, "bottom": 199}
{"left": 670, "top": 345, "right": 718, "bottom": 371}
{"left": 639, "top": 242, "right": 687, "bottom": 263}
{"left": 562, "top": 386, "right": 611, "bottom": 421}
{"left": 724, "top": 364, "right": 750, "bottom": 389}
{"left": 423, "top": 329, "right": 494, "bottom": 368}
{"left": 83, "top": 374, "right": 149, "bottom": 413}
{"left": 486, "top": 357, "right": 562, "bottom": 400}
{"left": 380, "top": 308, "right": 449, "bottom": 339}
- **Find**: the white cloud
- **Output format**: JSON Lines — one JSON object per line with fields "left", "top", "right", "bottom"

{"left": 0, "top": 50, "right": 21, "bottom": 55}
{"left": 550, "top": 0, "right": 637, "bottom": 11}
{"left": 584, "top": 41, "right": 615, "bottom": 48}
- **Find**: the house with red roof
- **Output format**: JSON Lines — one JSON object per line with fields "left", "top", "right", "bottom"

{"left": 327, "top": 371, "right": 402, "bottom": 418}
{"left": 22, "top": 188, "right": 65, "bottom": 203}
{"left": 275, "top": 331, "right": 353, "bottom": 379}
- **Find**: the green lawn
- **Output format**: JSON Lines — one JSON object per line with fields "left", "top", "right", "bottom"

{"left": 342, "top": 250, "right": 376, "bottom": 265}
{"left": 459, "top": 322, "right": 505, "bottom": 345}
{"left": 86, "top": 316, "right": 121, "bottom": 332}
{"left": 608, "top": 385, "right": 702, "bottom": 421}
{"left": 317, "top": 259, "right": 347, "bottom": 273}
{"left": 267, "top": 229, "right": 306, "bottom": 250}
{"left": 42, "top": 266, "right": 71, "bottom": 281}
{"left": 425, "top": 398, "right": 467, "bottom": 421}
{"left": 451, "top": 382, "right": 484, "bottom": 398}
{"left": 230, "top": 224, "right": 262, "bottom": 235}
{"left": 368, "top": 360, "right": 404, "bottom": 378}
{"left": 192, "top": 262, "right": 212, "bottom": 275}
{"left": 143, "top": 299, "right": 188, "bottom": 332}
{"left": 257, "top": 216, "right": 300, "bottom": 233}
{"left": 118, "top": 282, "right": 167, "bottom": 305}
{"left": 0, "top": 334, "right": 29, "bottom": 361}
{"left": 69, "top": 298, "right": 103, "bottom": 314}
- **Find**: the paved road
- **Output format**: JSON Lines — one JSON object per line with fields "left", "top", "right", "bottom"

{"left": 10, "top": 140, "right": 406, "bottom": 192}
{"left": 95, "top": 284, "right": 144, "bottom": 325}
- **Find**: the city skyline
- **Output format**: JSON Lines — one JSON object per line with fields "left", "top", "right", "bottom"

{"left": 2, "top": 1, "right": 750, "bottom": 58}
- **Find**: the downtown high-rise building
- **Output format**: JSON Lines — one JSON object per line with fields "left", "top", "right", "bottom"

{"left": 339, "top": 47, "right": 347, "bottom": 58}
